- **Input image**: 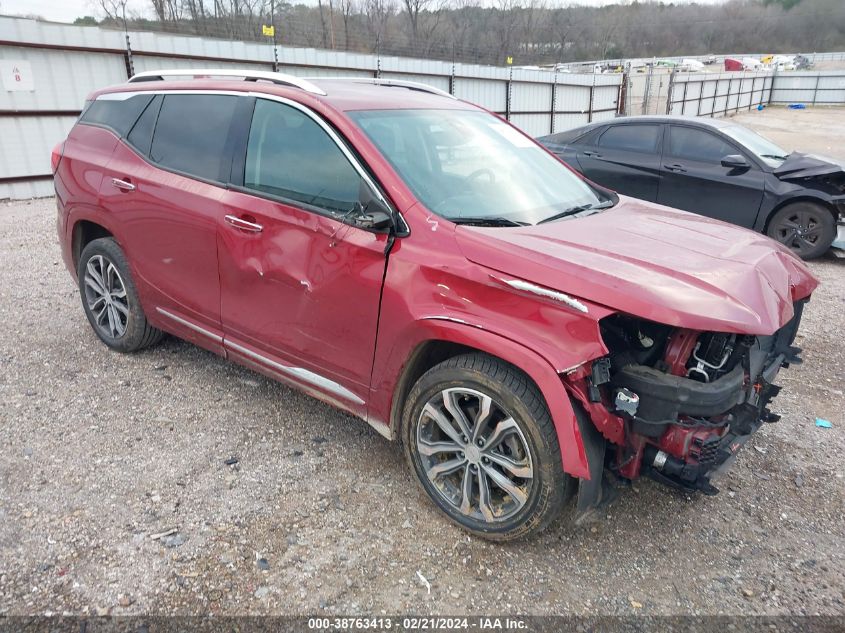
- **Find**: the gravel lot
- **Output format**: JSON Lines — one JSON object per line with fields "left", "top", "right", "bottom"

{"left": 1, "top": 110, "right": 844, "bottom": 618}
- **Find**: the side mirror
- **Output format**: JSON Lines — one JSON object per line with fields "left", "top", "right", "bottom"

{"left": 354, "top": 181, "right": 394, "bottom": 232}
{"left": 721, "top": 154, "right": 750, "bottom": 170}
{"left": 353, "top": 206, "right": 393, "bottom": 231}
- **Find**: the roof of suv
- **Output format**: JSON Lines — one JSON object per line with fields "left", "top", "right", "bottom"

{"left": 93, "top": 70, "right": 473, "bottom": 113}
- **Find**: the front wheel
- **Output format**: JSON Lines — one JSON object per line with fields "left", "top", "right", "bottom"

{"left": 766, "top": 202, "right": 835, "bottom": 260}
{"left": 402, "top": 353, "right": 573, "bottom": 541}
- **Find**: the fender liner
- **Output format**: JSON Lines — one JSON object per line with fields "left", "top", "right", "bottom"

{"left": 388, "top": 318, "right": 592, "bottom": 480}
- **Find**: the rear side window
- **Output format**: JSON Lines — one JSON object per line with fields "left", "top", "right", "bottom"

{"left": 543, "top": 126, "right": 593, "bottom": 146}
{"left": 668, "top": 126, "right": 737, "bottom": 163}
{"left": 598, "top": 124, "right": 661, "bottom": 153}
{"left": 150, "top": 94, "right": 238, "bottom": 182}
{"left": 243, "top": 99, "right": 362, "bottom": 215}
{"left": 79, "top": 94, "right": 154, "bottom": 137}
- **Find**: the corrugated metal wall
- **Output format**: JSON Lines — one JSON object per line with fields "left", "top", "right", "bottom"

{"left": 0, "top": 16, "right": 622, "bottom": 199}
{"left": 769, "top": 71, "right": 845, "bottom": 105}
{"left": 666, "top": 71, "right": 774, "bottom": 117}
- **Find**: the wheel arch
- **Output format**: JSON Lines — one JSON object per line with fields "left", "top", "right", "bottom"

{"left": 761, "top": 195, "right": 839, "bottom": 232}
{"left": 382, "top": 319, "right": 592, "bottom": 480}
{"left": 71, "top": 218, "right": 115, "bottom": 272}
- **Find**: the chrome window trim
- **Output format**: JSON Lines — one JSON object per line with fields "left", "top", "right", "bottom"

{"left": 92, "top": 89, "right": 407, "bottom": 232}
{"left": 247, "top": 92, "right": 391, "bottom": 209}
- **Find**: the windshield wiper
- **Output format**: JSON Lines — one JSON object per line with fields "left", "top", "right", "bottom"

{"left": 760, "top": 154, "right": 788, "bottom": 161}
{"left": 449, "top": 216, "right": 528, "bottom": 227}
{"left": 538, "top": 200, "right": 614, "bottom": 225}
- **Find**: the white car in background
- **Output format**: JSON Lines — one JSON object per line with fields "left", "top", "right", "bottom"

{"left": 680, "top": 58, "right": 705, "bottom": 72}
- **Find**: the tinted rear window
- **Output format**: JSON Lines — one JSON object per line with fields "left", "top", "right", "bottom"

{"left": 598, "top": 124, "right": 660, "bottom": 153}
{"left": 149, "top": 94, "right": 238, "bottom": 182}
{"left": 79, "top": 95, "right": 155, "bottom": 137}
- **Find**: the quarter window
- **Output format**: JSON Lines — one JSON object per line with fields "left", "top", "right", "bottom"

{"left": 244, "top": 99, "right": 362, "bottom": 215}
{"left": 668, "top": 126, "right": 737, "bottom": 163}
{"left": 126, "top": 94, "right": 162, "bottom": 157}
{"left": 598, "top": 124, "right": 661, "bottom": 153}
{"left": 149, "top": 94, "right": 238, "bottom": 182}
{"left": 80, "top": 94, "right": 154, "bottom": 137}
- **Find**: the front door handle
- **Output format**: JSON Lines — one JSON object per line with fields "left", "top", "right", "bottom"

{"left": 664, "top": 163, "right": 687, "bottom": 173}
{"left": 225, "top": 214, "right": 263, "bottom": 233}
{"left": 583, "top": 151, "right": 602, "bottom": 158}
{"left": 111, "top": 177, "right": 136, "bottom": 191}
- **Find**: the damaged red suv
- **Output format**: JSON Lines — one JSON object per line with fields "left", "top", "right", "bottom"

{"left": 55, "top": 69, "right": 818, "bottom": 540}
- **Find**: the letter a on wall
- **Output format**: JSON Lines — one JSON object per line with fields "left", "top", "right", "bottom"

{"left": 1, "top": 60, "right": 35, "bottom": 91}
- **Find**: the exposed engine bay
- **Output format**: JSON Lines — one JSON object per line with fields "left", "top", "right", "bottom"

{"left": 565, "top": 301, "right": 807, "bottom": 502}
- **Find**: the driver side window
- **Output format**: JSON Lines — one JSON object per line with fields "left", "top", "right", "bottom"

{"left": 244, "top": 99, "right": 363, "bottom": 215}
{"left": 667, "top": 126, "right": 741, "bottom": 164}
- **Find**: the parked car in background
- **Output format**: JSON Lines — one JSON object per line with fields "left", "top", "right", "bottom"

{"left": 538, "top": 115, "right": 845, "bottom": 259}
{"left": 55, "top": 71, "right": 818, "bottom": 540}
{"left": 795, "top": 54, "right": 814, "bottom": 70}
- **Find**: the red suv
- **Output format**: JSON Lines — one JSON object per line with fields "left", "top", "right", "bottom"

{"left": 55, "top": 69, "right": 818, "bottom": 540}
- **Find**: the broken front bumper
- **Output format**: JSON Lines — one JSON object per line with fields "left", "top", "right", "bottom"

{"left": 608, "top": 303, "right": 806, "bottom": 494}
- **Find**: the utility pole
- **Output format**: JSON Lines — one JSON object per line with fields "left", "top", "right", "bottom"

{"left": 122, "top": 2, "right": 134, "bottom": 78}
{"left": 271, "top": 0, "right": 279, "bottom": 72}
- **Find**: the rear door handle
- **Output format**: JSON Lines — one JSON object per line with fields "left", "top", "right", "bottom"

{"left": 111, "top": 177, "right": 135, "bottom": 191}
{"left": 224, "top": 214, "right": 263, "bottom": 233}
{"left": 664, "top": 163, "right": 687, "bottom": 173}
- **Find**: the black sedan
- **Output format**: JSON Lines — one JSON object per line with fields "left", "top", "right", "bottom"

{"left": 538, "top": 116, "right": 845, "bottom": 259}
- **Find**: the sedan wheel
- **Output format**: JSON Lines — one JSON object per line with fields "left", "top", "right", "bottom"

{"left": 767, "top": 202, "right": 835, "bottom": 260}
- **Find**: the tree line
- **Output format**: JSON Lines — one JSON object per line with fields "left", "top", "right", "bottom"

{"left": 83, "top": 0, "right": 845, "bottom": 66}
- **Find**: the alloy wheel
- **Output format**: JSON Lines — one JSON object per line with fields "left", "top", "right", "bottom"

{"left": 83, "top": 254, "right": 129, "bottom": 339}
{"left": 771, "top": 208, "right": 825, "bottom": 256}
{"left": 416, "top": 388, "right": 534, "bottom": 523}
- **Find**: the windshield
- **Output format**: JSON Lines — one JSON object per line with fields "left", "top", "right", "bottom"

{"left": 349, "top": 109, "right": 611, "bottom": 225}
{"left": 720, "top": 125, "right": 789, "bottom": 167}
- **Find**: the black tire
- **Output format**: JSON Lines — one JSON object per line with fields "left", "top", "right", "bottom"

{"left": 402, "top": 353, "right": 574, "bottom": 541}
{"left": 77, "top": 237, "right": 164, "bottom": 352}
{"left": 766, "top": 201, "right": 835, "bottom": 260}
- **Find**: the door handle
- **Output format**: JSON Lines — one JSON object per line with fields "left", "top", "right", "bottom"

{"left": 225, "top": 214, "right": 263, "bottom": 233}
{"left": 583, "top": 151, "right": 602, "bottom": 158}
{"left": 664, "top": 163, "right": 687, "bottom": 173}
{"left": 111, "top": 177, "right": 136, "bottom": 192}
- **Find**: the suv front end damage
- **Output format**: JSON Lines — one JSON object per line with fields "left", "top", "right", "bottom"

{"left": 565, "top": 302, "right": 807, "bottom": 500}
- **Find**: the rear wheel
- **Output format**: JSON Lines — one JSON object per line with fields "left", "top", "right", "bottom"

{"left": 766, "top": 202, "right": 835, "bottom": 260}
{"left": 77, "top": 238, "right": 164, "bottom": 352}
{"left": 402, "top": 353, "right": 573, "bottom": 541}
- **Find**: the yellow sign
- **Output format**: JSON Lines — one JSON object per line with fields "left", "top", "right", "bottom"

{"left": 262, "top": 24, "right": 275, "bottom": 37}
{"left": 506, "top": 56, "right": 513, "bottom": 65}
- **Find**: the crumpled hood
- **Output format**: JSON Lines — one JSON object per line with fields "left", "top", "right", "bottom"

{"left": 456, "top": 198, "right": 819, "bottom": 335}
{"left": 774, "top": 152, "right": 845, "bottom": 181}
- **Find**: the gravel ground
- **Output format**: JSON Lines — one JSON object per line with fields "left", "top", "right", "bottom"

{"left": 1, "top": 111, "right": 844, "bottom": 617}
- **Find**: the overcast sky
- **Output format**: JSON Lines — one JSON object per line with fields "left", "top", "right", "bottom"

{"left": 2, "top": 0, "right": 729, "bottom": 24}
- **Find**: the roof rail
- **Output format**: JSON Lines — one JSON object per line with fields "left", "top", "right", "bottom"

{"left": 307, "top": 77, "right": 457, "bottom": 100}
{"left": 128, "top": 69, "right": 327, "bottom": 96}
